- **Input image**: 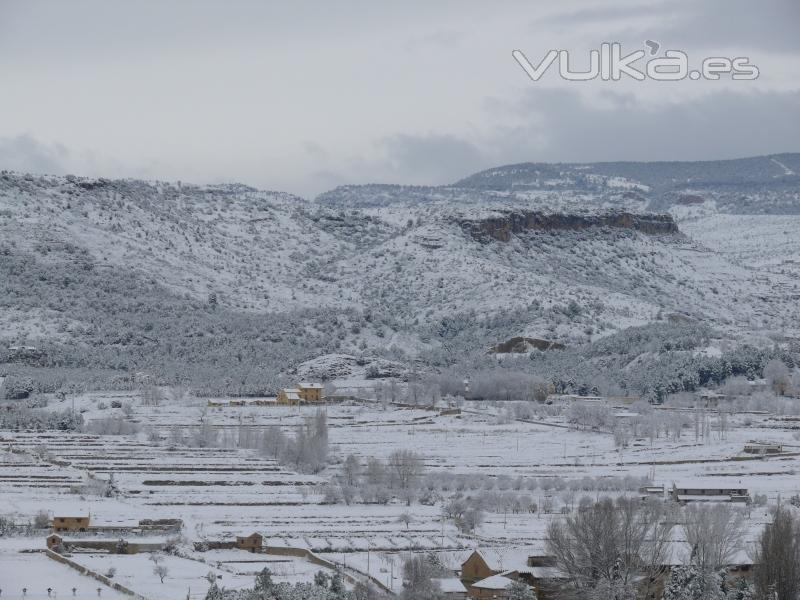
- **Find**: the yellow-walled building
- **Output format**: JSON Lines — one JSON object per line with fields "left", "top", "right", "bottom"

{"left": 277, "top": 383, "right": 325, "bottom": 405}
{"left": 298, "top": 382, "right": 324, "bottom": 402}
{"left": 277, "top": 388, "right": 301, "bottom": 405}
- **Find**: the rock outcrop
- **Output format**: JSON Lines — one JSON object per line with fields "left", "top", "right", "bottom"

{"left": 455, "top": 210, "right": 678, "bottom": 242}
{"left": 490, "top": 336, "right": 566, "bottom": 354}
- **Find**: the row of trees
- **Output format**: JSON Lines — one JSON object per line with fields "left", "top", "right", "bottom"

{"left": 325, "top": 451, "right": 426, "bottom": 505}
{"left": 205, "top": 567, "right": 383, "bottom": 600}
{"left": 166, "top": 410, "right": 330, "bottom": 473}
{"left": 0, "top": 404, "right": 82, "bottom": 431}
{"left": 324, "top": 450, "right": 649, "bottom": 514}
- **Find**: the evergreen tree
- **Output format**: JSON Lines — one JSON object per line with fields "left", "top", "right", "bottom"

{"left": 726, "top": 577, "right": 753, "bottom": 600}
{"left": 314, "top": 571, "right": 330, "bottom": 590}
{"left": 254, "top": 568, "right": 275, "bottom": 593}
{"left": 328, "top": 570, "right": 346, "bottom": 600}
{"left": 662, "top": 564, "right": 698, "bottom": 600}
{"left": 662, "top": 562, "right": 727, "bottom": 600}
{"left": 204, "top": 581, "right": 224, "bottom": 600}
{"left": 507, "top": 579, "right": 538, "bottom": 600}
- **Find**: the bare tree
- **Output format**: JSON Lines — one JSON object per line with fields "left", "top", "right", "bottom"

{"left": 387, "top": 450, "right": 425, "bottom": 500}
{"left": 721, "top": 376, "right": 751, "bottom": 399}
{"left": 141, "top": 385, "right": 163, "bottom": 407}
{"left": 401, "top": 554, "right": 447, "bottom": 600}
{"left": 153, "top": 564, "right": 168, "bottom": 583}
{"left": 34, "top": 510, "right": 50, "bottom": 529}
{"left": 682, "top": 504, "right": 746, "bottom": 573}
{"left": 764, "top": 359, "right": 792, "bottom": 396}
{"left": 459, "top": 507, "right": 484, "bottom": 534}
{"left": 546, "top": 497, "right": 674, "bottom": 598}
{"left": 342, "top": 454, "right": 361, "bottom": 487}
{"left": 398, "top": 512, "right": 413, "bottom": 530}
{"left": 365, "top": 457, "right": 387, "bottom": 486}
{"left": 167, "top": 385, "right": 188, "bottom": 404}
{"left": 149, "top": 552, "right": 169, "bottom": 583}
{"left": 753, "top": 506, "right": 800, "bottom": 600}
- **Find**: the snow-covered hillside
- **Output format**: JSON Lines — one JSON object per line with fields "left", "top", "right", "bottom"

{"left": 0, "top": 154, "right": 798, "bottom": 393}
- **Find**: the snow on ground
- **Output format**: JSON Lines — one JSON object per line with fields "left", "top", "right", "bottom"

{"left": 0, "top": 539, "right": 130, "bottom": 600}
{"left": 72, "top": 552, "right": 257, "bottom": 600}
{"left": 2, "top": 393, "right": 800, "bottom": 597}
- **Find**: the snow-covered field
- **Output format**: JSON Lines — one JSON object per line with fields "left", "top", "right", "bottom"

{"left": 2, "top": 390, "right": 800, "bottom": 598}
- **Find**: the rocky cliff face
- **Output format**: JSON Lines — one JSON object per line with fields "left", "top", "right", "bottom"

{"left": 455, "top": 210, "right": 679, "bottom": 242}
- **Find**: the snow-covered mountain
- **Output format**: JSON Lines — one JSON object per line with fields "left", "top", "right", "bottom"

{"left": 0, "top": 154, "right": 798, "bottom": 393}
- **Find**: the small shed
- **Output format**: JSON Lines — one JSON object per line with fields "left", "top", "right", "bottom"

{"left": 46, "top": 533, "right": 63, "bottom": 550}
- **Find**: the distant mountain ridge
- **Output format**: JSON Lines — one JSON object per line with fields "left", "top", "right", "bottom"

{"left": 319, "top": 153, "right": 800, "bottom": 215}
{"left": 456, "top": 153, "right": 800, "bottom": 190}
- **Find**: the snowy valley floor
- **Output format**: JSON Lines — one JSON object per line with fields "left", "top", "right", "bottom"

{"left": 1, "top": 393, "right": 799, "bottom": 598}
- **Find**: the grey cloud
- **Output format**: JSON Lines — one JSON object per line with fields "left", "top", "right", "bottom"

{"left": 536, "top": 0, "right": 800, "bottom": 53}
{"left": 652, "top": 0, "right": 800, "bottom": 53}
{"left": 0, "top": 135, "right": 70, "bottom": 175}
{"left": 302, "top": 141, "right": 328, "bottom": 160}
{"left": 0, "top": 2, "right": 796, "bottom": 197}
{"left": 376, "top": 133, "right": 489, "bottom": 185}
{"left": 537, "top": 2, "right": 674, "bottom": 29}
{"left": 304, "top": 133, "right": 492, "bottom": 196}
{"left": 304, "top": 88, "right": 800, "bottom": 194}
{"left": 486, "top": 87, "right": 800, "bottom": 166}
{"left": 404, "top": 29, "right": 465, "bottom": 52}
{"left": 0, "top": 134, "right": 159, "bottom": 182}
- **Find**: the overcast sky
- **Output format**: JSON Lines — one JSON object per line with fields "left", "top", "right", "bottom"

{"left": 0, "top": 0, "right": 798, "bottom": 197}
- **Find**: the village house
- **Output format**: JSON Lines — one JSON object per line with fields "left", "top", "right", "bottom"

{"left": 469, "top": 574, "right": 517, "bottom": 599}
{"left": 743, "top": 442, "right": 783, "bottom": 455}
{"left": 298, "top": 382, "right": 324, "bottom": 402}
{"left": 460, "top": 550, "right": 505, "bottom": 585}
{"left": 608, "top": 395, "right": 641, "bottom": 405}
{"left": 277, "top": 388, "right": 301, "bottom": 405}
{"left": 521, "top": 555, "right": 566, "bottom": 599}
{"left": 277, "top": 383, "right": 325, "bottom": 405}
{"left": 460, "top": 549, "right": 562, "bottom": 600}
{"left": 434, "top": 578, "right": 468, "bottom": 599}
{"left": 671, "top": 483, "right": 749, "bottom": 504}
{"left": 638, "top": 484, "right": 666, "bottom": 499}
{"left": 52, "top": 516, "right": 90, "bottom": 532}
{"left": 548, "top": 394, "right": 607, "bottom": 406}
{"left": 235, "top": 532, "right": 263, "bottom": 552}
